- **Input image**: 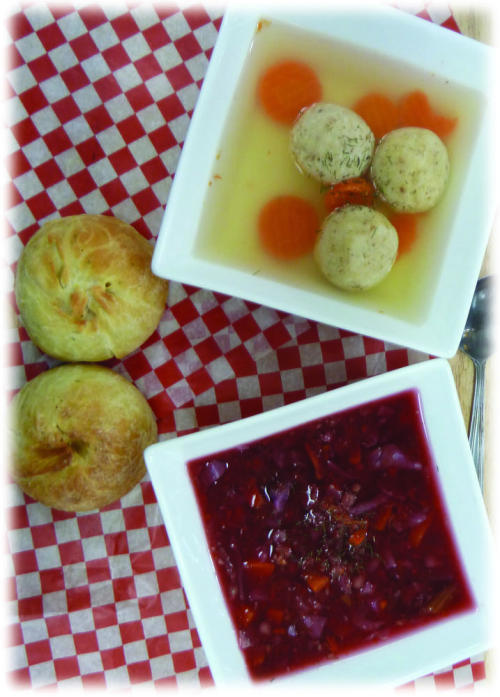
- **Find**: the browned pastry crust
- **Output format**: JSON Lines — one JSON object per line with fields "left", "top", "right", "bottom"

{"left": 11, "top": 364, "right": 157, "bottom": 511}
{"left": 15, "top": 214, "right": 168, "bottom": 361}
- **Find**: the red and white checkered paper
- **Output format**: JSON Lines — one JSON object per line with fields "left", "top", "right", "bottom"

{"left": 5, "top": 1, "right": 488, "bottom": 689}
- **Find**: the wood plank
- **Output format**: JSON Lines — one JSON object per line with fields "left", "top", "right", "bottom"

{"left": 446, "top": 9, "right": 496, "bottom": 685}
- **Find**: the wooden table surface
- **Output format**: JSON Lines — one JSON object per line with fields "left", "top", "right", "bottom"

{"left": 448, "top": 4, "right": 497, "bottom": 685}
{"left": 447, "top": 5, "right": 495, "bottom": 514}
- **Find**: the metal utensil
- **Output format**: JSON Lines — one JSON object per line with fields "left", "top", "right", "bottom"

{"left": 459, "top": 275, "right": 494, "bottom": 491}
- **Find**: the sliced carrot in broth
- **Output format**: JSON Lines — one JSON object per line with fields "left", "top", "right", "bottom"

{"left": 397, "top": 90, "right": 457, "bottom": 138}
{"left": 257, "top": 59, "right": 322, "bottom": 125}
{"left": 352, "top": 92, "right": 399, "bottom": 140}
{"left": 324, "top": 177, "right": 375, "bottom": 212}
{"left": 389, "top": 212, "right": 421, "bottom": 257}
{"left": 305, "top": 574, "right": 330, "bottom": 593}
{"left": 352, "top": 89, "right": 457, "bottom": 141}
{"left": 258, "top": 195, "right": 319, "bottom": 259}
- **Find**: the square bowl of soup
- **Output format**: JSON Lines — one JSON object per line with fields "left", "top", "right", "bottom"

{"left": 145, "top": 358, "right": 493, "bottom": 687}
{"left": 152, "top": 5, "right": 494, "bottom": 358}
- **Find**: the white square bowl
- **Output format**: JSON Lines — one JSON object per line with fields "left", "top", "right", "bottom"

{"left": 145, "top": 358, "right": 493, "bottom": 687}
{"left": 152, "top": 5, "right": 495, "bottom": 359}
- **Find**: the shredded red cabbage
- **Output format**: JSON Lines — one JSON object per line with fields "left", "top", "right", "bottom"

{"left": 188, "top": 390, "right": 474, "bottom": 681}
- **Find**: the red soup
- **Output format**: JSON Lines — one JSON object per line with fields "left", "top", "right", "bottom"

{"left": 188, "top": 390, "right": 474, "bottom": 681}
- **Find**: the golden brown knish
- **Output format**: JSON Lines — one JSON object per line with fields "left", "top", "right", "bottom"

{"left": 15, "top": 214, "right": 168, "bottom": 362}
{"left": 11, "top": 364, "right": 157, "bottom": 512}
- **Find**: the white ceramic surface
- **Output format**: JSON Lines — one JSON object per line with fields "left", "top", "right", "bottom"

{"left": 152, "top": 5, "right": 494, "bottom": 358}
{"left": 145, "top": 358, "right": 493, "bottom": 687}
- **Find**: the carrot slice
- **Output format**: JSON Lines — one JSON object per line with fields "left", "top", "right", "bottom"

{"left": 257, "top": 59, "right": 322, "bottom": 125}
{"left": 430, "top": 112, "right": 459, "bottom": 140}
{"left": 409, "top": 516, "right": 432, "bottom": 548}
{"left": 374, "top": 503, "right": 392, "bottom": 531}
{"left": 324, "top": 177, "right": 374, "bottom": 213}
{"left": 398, "top": 90, "right": 457, "bottom": 139}
{"left": 398, "top": 90, "right": 435, "bottom": 129}
{"left": 304, "top": 441, "right": 323, "bottom": 479}
{"left": 327, "top": 636, "right": 340, "bottom": 655}
{"left": 243, "top": 560, "right": 275, "bottom": 578}
{"left": 390, "top": 212, "right": 420, "bottom": 257}
{"left": 426, "top": 585, "right": 456, "bottom": 615}
{"left": 352, "top": 92, "right": 399, "bottom": 140}
{"left": 258, "top": 195, "right": 319, "bottom": 259}
{"left": 348, "top": 528, "right": 367, "bottom": 546}
{"left": 305, "top": 574, "right": 330, "bottom": 593}
{"left": 352, "top": 89, "right": 457, "bottom": 141}
{"left": 239, "top": 605, "right": 256, "bottom": 626}
{"left": 247, "top": 646, "right": 266, "bottom": 668}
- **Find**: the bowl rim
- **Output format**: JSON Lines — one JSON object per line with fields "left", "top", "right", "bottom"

{"left": 145, "top": 358, "right": 493, "bottom": 686}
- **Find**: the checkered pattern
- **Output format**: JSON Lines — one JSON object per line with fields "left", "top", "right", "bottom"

{"left": 5, "top": 0, "right": 485, "bottom": 689}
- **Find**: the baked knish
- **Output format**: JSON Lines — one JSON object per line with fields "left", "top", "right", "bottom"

{"left": 15, "top": 214, "right": 168, "bottom": 361}
{"left": 11, "top": 364, "right": 157, "bottom": 511}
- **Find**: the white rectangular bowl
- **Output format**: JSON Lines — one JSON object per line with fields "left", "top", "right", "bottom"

{"left": 145, "top": 358, "right": 493, "bottom": 687}
{"left": 152, "top": 4, "right": 495, "bottom": 358}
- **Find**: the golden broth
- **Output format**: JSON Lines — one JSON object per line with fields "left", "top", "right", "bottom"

{"left": 195, "top": 19, "right": 483, "bottom": 324}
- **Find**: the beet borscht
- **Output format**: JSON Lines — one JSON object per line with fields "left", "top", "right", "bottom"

{"left": 188, "top": 389, "right": 474, "bottom": 681}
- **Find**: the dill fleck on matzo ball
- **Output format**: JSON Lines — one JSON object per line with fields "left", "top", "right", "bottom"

{"left": 290, "top": 102, "right": 375, "bottom": 185}
{"left": 371, "top": 127, "right": 449, "bottom": 213}
{"left": 314, "top": 205, "right": 398, "bottom": 291}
